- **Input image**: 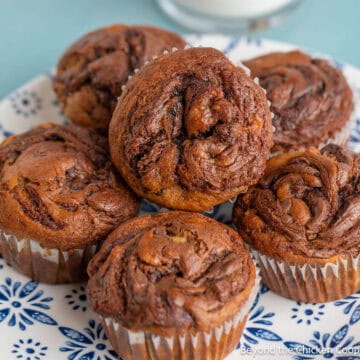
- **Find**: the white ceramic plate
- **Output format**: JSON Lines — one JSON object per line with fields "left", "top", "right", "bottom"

{"left": 0, "top": 35, "right": 359, "bottom": 360}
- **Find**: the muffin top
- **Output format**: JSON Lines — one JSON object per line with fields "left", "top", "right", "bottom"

{"left": 87, "top": 211, "right": 256, "bottom": 336}
{"left": 109, "top": 47, "right": 273, "bottom": 211}
{"left": 244, "top": 50, "right": 353, "bottom": 152}
{"left": 233, "top": 144, "right": 360, "bottom": 262}
{"left": 54, "top": 24, "right": 186, "bottom": 129}
{"left": 0, "top": 123, "right": 139, "bottom": 250}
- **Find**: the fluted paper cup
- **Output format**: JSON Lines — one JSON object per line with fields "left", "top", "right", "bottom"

{"left": 99, "top": 264, "right": 261, "bottom": 360}
{"left": 0, "top": 229, "right": 97, "bottom": 284}
{"left": 252, "top": 249, "right": 360, "bottom": 303}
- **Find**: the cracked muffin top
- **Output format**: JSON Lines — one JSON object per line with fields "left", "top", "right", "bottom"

{"left": 233, "top": 144, "right": 360, "bottom": 262}
{"left": 109, "top": 47, "right": 273, "bottom": 211}
{"left": 244, "top": 50, "right": 353, "bottom": 153}
{"left": 53, "top": 24, "right": 186, "bottom": 129}
{"left": 87, "top": 211, "right": 256, "bottom": 336}
{"left": 0, "top": 123, "right": 140, "bottom": 250}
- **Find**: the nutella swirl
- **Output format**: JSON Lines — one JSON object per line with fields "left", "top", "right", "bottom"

{"left": 244, "top": 51, "right": 353, "bottom": 152}
{"left": 233, "top": 144, "right": 360, "bottom": 259}
{"left": 109, "top": 47, "right": 273, "bottom": 211}
{"left": 87, "top": 211, "right": 255, "bottom": 335}
{"left": 54, "top": 25, "right": 186, "bottom": 129}
{"left": 0, "top": 124, "right": 139, "bottom": 250}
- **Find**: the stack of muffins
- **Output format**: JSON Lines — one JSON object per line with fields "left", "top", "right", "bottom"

{"left": 0, "top": 24, "right": 358, "bottom": 360}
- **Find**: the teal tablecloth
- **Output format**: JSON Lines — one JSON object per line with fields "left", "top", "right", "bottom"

{"left": 1, "top": 0, "right": 359, "bottom": 99}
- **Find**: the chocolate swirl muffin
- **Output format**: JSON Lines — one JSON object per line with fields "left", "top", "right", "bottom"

{"left": 0, "top": 123, "right": 139, "bottom": 283}
{"left": 88, "top": 211, "right": 258, "bottom": 360}
{"left": 109, "top": 47, "right": 273, "bottom": 211}
{"left": 54, "top": 24, "right": 186, "bottom": 129}
{"left": 244, "top": 51, "right": 353, "bottom": 153}
{"left": 233, "top": 144, "right": 360, "bottom": 302}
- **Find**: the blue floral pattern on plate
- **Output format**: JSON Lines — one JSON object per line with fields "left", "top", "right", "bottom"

{"left": 291, "top": 302, "right": 326, "bottom": 325}
{"left": 59, "top": 320, "right": 120, "bottom": 360}
{"left": 239, "top": 291, "right": 282, "bottom": 350}
{"left": 12, "top": 338, "right": 48, "bottom": 360}
{"left": 9, "top": 90, "right": 42, "bottom": 117}
{"left": 65, "top": 286, "right": 87, "bottom": 312}
{"left": 0, "top": 277, "right": 56, "bottom": 330}
{"left": 334, "top": 291, "right": 360, "bottom": 326}
{"left": 0, "top": 35, "right": 359, "bottom": 359}
{"left": 284, "top": 325, "right": 360, "bottom": 359}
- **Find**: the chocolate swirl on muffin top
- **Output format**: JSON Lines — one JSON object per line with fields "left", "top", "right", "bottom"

{"left": 244, "top": 51, "right": 353, "bottom": 152}
{"left": 87, "top": 211, "right": 255, "bottom": 335}
{"left": 0, "top": 124, "right": 139, "bottom": 250}
{"left": 109, "top": 47, "right": 273, "bottom": 211}
{"left": 54, "top": 25, "right": 186, "bottom": 129}
{"left": 233, "top": 144, "right": 360, "bottom": 259}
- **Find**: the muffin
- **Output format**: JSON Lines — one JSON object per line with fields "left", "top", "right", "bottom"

{"left": 87, "top": 211, "right": 259, "bottom": 360}
{"left": 232, "top": 144, "right": 360, "bottom": 302}
{"left": 0, "top": 123, "right": 139, "bottom": 283}
{"left": 53, "top": 24, "right": 186, "bottom": 130}
{"left": 109, "top": 47, "right": 273, "bottom": 211}
{"left": 244, "top": 50, "right": 354, "bottom": 153}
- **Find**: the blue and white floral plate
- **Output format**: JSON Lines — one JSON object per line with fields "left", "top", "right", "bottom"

{"left": 0, "top": 35, "right": 359, "bottom": 360}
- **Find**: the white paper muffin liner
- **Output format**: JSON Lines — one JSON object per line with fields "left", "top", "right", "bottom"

{"left": 252, "top": 248, "right": 360, "bottom": 303}
{"left": 99, "top": 261, "right": 261, "bottom": 360}
{"left": 0, "top": 229, "right": 97, "bottom": 284}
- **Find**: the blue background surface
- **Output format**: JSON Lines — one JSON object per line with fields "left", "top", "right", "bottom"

{"left": 0, "top": 0, "right": 359, "bottom": 99}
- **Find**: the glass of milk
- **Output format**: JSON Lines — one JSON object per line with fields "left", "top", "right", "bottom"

{"left": 156, "top": 0, "right": 302, "bottom": 33}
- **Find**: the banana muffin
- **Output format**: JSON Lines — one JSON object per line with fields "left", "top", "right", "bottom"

{"left": 244, "top": 50, "right": 354, "bottom": 153}
{"left": 54, "top": 24, "right": 186, "bottom": 129}
{"left": 233, "top": 144, "right": 360, "bottom": 302}
{"left": 109, "top": 47, "right": 273, "bottom": 211}
{"left": 88, "top": 211, "right": 259, "bottom": 360}
{"left": 0, "top": 123, "right": 139, "bottom": 283}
